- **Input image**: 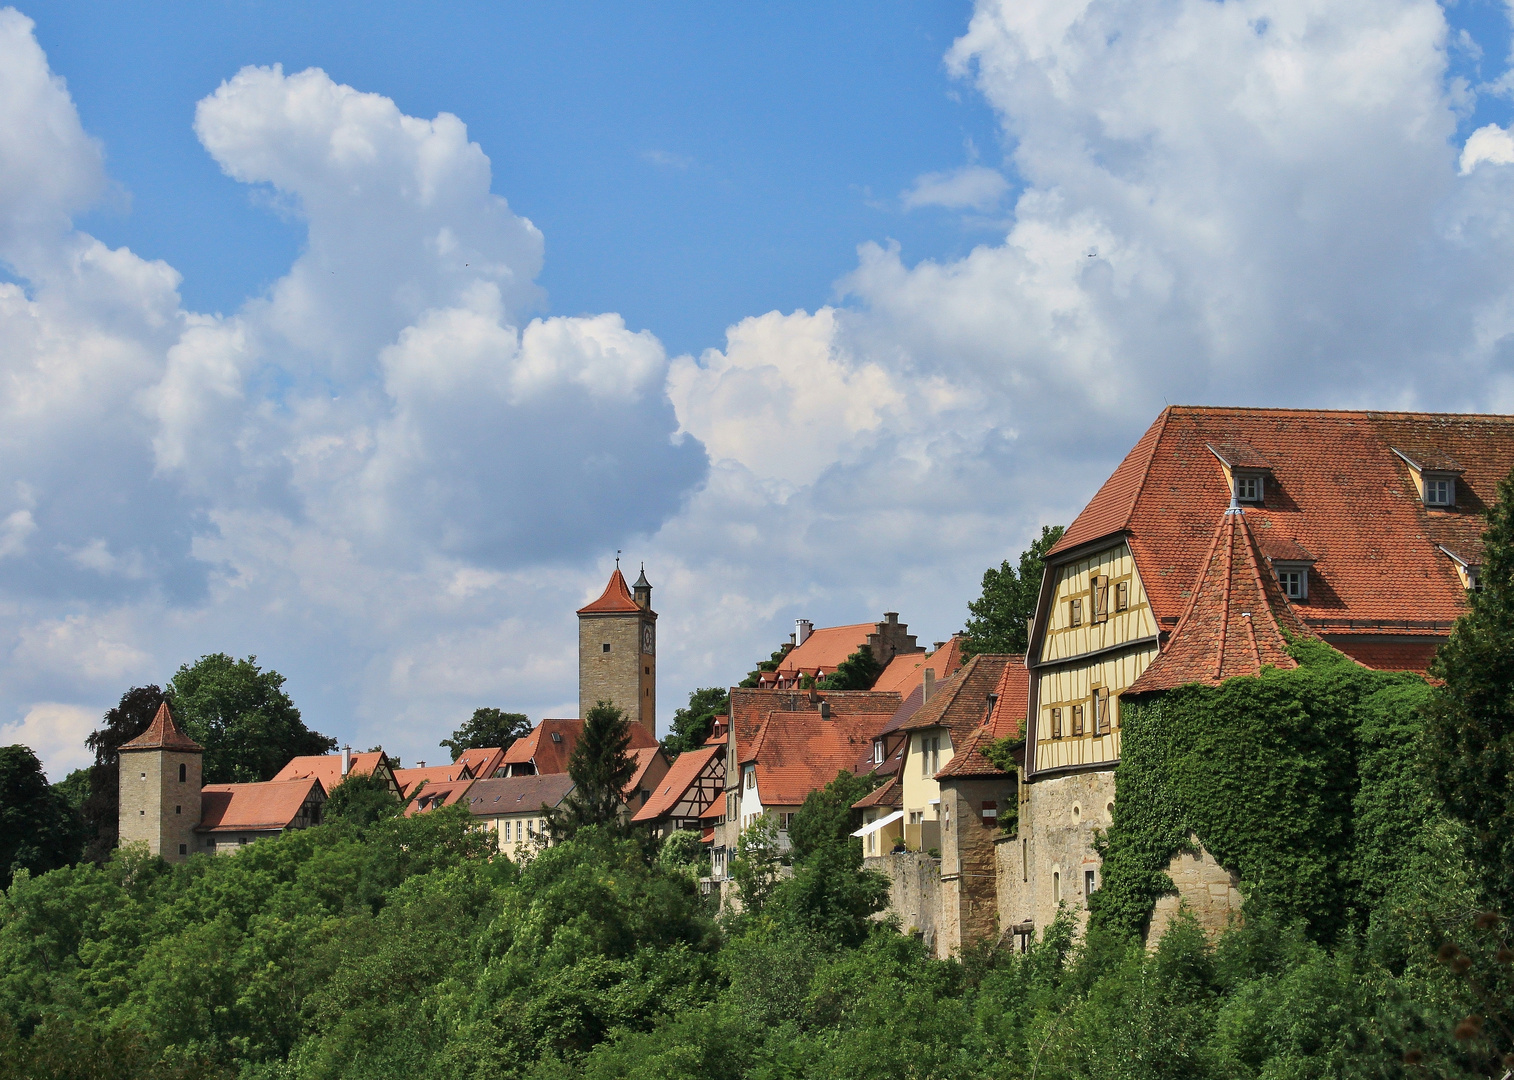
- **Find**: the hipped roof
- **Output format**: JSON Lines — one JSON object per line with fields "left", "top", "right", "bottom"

{"left": 502, "top": 718, "right": 658, "bottom": 774}
{"left": 198, "top": 778, "right": 321, "bottom": 833}
{"left": 577, "top": 568, "right": 643, "bottom": 615}
{"left": 465, "top": 773, "right": 575, "bottom": 816}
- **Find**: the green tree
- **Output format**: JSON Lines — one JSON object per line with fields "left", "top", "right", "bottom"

{"left": 81, "top": 684, "right": 166, "bottom": 862}
{"left": 662, "top": 687, "right": 730, "bottom": 755}
{"left": 963, "top": 523, "right": 1065, "bottom": 656}
{"left": 786, "top": 769, "right": 875, "bottom": 861}
{"left": 729, "top": 816, "right": 783, "bottom": 916}
{"left": 323, "top": 771, "right": 401, "bottom": 825}
{"left": 1427, "top": 465, "right": 1514, "bottom": 914}
{"left": 816, "top": 645, "right": 884, "bottom": 691}
{"left": 739, "top": 646, "right": 789, "bottom": 689}
{"left": 0, "top": 746, "right": 84, "bottom": 887}
{"left": 549, "top": 701, "right": 636, "bottom": 841}
{"left": 168, "top": 654, "right": 335, "bottom": 783}
{"left": 439, "top": 707, "right": 531, "bottom": 761}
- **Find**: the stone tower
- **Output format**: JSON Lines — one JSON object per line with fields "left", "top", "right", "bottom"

{"left": 577, "top": 562, "right": 657, "bottom": 734}
{"left": 118, "top": 702, "right": 203, "bottom": 863}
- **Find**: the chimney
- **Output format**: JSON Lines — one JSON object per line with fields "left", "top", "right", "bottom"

{"left": 417, "top": 760, "right": 426, "bottom": 769}
{"left": 923, "top": 669, "right": 936, "bottom": 703}
{"left": 795, "top": 619, "right": 813, "bottom": 646}
{"left": 819, "top": 700, "right": 831, "bottom": 719}
{"left": 933, "top": 641, "right": 946, "bottom": 652}
{"left": 341, "top": 745, "right": 352, "bottom": 776}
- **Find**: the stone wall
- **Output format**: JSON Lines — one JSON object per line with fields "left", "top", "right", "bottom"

{"left": 1145, "top": 838, "right": 1244, "bottom": 947}
{"left": 578, "top": 612, "right": 654, "bottom": 733}
{"left": 996, "top": 768, "right": 1116, "bottom": 938}
{"left": 863, "top": 612, "right": 921, "bottom": 666}
{"left": 118, "top": 748, "right": 201, "bottom": 862}
{"left": 938, "top": 775, "right": 1017, "bottom": 957}
{"left": 865, "top": 851, "right": 941, "bottom": 953}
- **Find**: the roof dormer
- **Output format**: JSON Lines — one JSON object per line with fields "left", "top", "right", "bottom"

{"left": 1207, "top": 441, "right": 1273, "bottom": 505}
{"left": 1439, "top": 544, "right": 1483, "bottom": 590}
{"left": 1392, "top": 447, "right": 1463, "bottom": 509}
{"left": 1257, "top": 535, "right": 1316, "bottom": 601}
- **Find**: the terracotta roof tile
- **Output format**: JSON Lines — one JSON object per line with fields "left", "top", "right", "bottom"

{"left": 465, "top": 774, "right": 575, "bottom": 816}
{"left": 727, "top": 688, "right": 902, "bottom": 765}
{"left": 454, "top": 746, "right": 506, "bottom": 780}
{"left": 934, "top": 659, "right": 1028, "bottom": 779}
{"left": 272, "top": 751, "right": 388, "bottom": 793}
{"left": 632, "top": 744, "right": 721, "bottom": 822}
{"left": 873, "top": 635, "right": 967, "bottom": 696}
{"left": 393, "top": 763, "right": 474, "bottom": 797}
{"left": 503, "top": 718, "right": 658, "bottom": 774}
{"left": 902, "top": 653, "right": 1015, "bottom": 748}
{"left": 577, "top": 568, "right": 643, "bottom": 615}
{"left": 748, "top": 710, "right": 896, "bottom": 806}
{"left": 1048, "top": 408, "right": 1514, "bottom": 669}
{"left": 627, "top": 747, "right": 665, "bottom": 793}
{"left": 119, "top": 702, "right": 203, "bottom": 753}
{"left": 853, "top": 773, "right": 903, "bottom": 810}
{"left": 404, "top": 778, "right": 475, "bottom": 816}
{"left": 775, "top": 623, "right": 877, "bottom": 677}
{"left": 198, "top": 778, "right": 321, "bottom": 832}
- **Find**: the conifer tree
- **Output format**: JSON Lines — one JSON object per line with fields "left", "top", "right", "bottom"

{"left": 1427, "top": 465, "right": 1514, "bottom": 913}
{"left": 549, "top": 700, "right": 637, "bottom": 840}
{"left": 963, "top": 524, "right": 1064, "bottom": 656}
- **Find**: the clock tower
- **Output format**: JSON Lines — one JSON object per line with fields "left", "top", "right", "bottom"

{"left": 577, "top": 561, "right": 657, "bottom": 735}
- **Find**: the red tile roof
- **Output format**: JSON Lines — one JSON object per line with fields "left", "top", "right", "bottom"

{"left": 1048, "top": 407, "right": 1514, "bottom": 665}
{"left": 393, "top": 763, "right": 474, "bottom": 798}
{"left": 775, "top": 623, "right": 876, "bottom": 678}
{"left": 464, "top": 774, "right": 575, "bottom": 816}
{"left": 853, "top": 773, "right": 903, "bottom": 810}
{"left": 454, "top": 746, "right": 506, "bottom": 780}
{"left": 873, "top": 635, "right": 967, "bottom": 696}
{"left": 727, "top": 688, "right": 904, "bottom": 766}
{"left": 272, "top": 751, "right": 389, "bottom": 793}
{"left": 934, "top": 658, "right": 1028, "bottom": 779}
{"left": 502, "top": 718, "right": 658, "bottom": 774}
{"left": 747, "top": 710, "right": 896, "bottom": 806}
{"left": 198, "top": 778, "right": 321, "bottom": 832}
{"left": 903, "top": 653, "right": 1015, "bottom": 745}
{"left": 632, "top": 744, "right": 721, "bottom": 822}
{"left": 1127, "top": 508, "right": 1314, "bottom": 695}
{"left": 404, "top": 778, "right": 475, "bottom": 816}
{"left": 627, "top": 746, "right": 666, "bottom": 794}
{"left": 119, "top": 702, "right": 203, "bottom": 753}
{"left": 577, "top": 567, "right": 642, "bottom": 615}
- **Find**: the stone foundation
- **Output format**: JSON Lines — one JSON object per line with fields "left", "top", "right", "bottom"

{"left": 1146, "top": 838, "right": 1243, "bottom": 947}
{"left": 866, "top": 852, "right": 941, "bottom": 953}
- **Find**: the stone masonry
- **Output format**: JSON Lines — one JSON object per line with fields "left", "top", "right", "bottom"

{"left": 938, "top": 774, "right": 1017, "bottom": 957}
{"left": 579, "top": 611, "right": 655, "bottom": 733}
{"left": 1145, "top": 837, "right": 1244, "bottom": 946}
{"left": 118, "top": 747, "right": 202, "bottom": 863}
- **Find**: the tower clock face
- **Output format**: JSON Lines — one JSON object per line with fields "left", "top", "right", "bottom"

{"left": 641, "top": 622, "right": 655, "bottom": 656}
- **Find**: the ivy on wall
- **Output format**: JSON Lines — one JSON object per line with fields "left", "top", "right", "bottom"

{"left": 1090, "top": 639, "right": 1437, "bottom": 943}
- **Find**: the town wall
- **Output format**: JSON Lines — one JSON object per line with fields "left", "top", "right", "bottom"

{"left": 865, "top": 851, "right": 941, "bottom": 954}
{"left": 938, "top": 775, "right": 1016, "bottom": 957}
{"left": 996, "top": 768, "right": 1116, "bottom": 938}
{"left": 1145, "top": 838, "right": 1244, "bottom": 947}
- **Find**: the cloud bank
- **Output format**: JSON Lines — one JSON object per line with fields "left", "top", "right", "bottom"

{"left": 6, "top": 0, "right": 1514, "bottom": 777}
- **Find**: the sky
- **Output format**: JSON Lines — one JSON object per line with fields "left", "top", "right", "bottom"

{"left": 5, "top": 0, "right": 1514, "bottom": 778}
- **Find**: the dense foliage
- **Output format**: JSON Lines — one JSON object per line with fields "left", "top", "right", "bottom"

{"left": 662, "top": 689, "right": 730, "bottom": 756}
{"left": 169, "top": 654, "right": 336, "bottom": 784}
{"left": 963, "top": 524, "right": 1064, "bottom": 657}
{"left": 737, "top": 646, "right": 789, "bottom": 689}
{"left": 815, "top": 645, "right": 884, "bottom": 691}
{"left": 440, "top": 708, "right": 532, "bottom": 762}
{"left": 549, "top": 702, "right": 637, "bottom": 841}
{"left": 0, "top": 746, "right": 83, "bottom": 888}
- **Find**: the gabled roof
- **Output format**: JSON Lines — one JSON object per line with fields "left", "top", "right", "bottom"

{"left": 119, "top": 702, "right": 203, "bottom": 753}
{"left": 404, "top": 778, "right": 475, "bottom": 816}
{"left": 464, "top": 774, "right": 575, "bottom": 816}
{"left": 577, "top": 567, "right": 642, "bottom": 615}
{"left": 853, "top": 773, "right": 903, "bottom": 810}
{"left": 272, "top": 751, "right": 390, "bottom": 793}
{"left": 393, "top": 763, "right": 474, "bottom": 798}
{"left": 746, "top": 710, "right": 896, "bottom": 806}
{"left": 1045, "top": 408, "right": 1514, "bottom": 655}
{"left": 775, "top": 623, "right": 877, "bottom": 677}
{"left": 454, "top": 746, "right": 506, "bottom": 780}
{"left": 632, "top": 744, "right": 721, "bottom": 822}
{"left": 502, "top": 718, "right": 659, "bottom": 774}
{"left": 198, "top": 778, "right": 321, "bottom": 833}
{"left": 1126, "top": 508, "right": 1314, "bottom": 695}
{"left": 872, "top": 635, "right": 967, "bottom": 696}
{"left": 727, "top": 688, "right": 904, "bottom": 766}
{"left": 934, "top": 658, "right": 1029, "bottom": 780}
{"left": 902, "top": 653, "right": 1014, "bottom": 745}
{"left": 627, "top": 747, "right": 665, "bottom": 793}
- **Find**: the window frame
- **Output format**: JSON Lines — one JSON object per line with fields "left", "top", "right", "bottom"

{"left": 1424, "top": 474, "right": 1455, "bottom": 507}
{"left": 1235, "top": 472, "right": 1264, "bottom": 503}
{"left": 1273, "top": 561, "right": 1310, "bottom": 600}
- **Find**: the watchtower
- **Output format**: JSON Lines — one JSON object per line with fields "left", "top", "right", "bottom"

{"left": 118, "top": 702, "right": 203, "bottom": 862}
{"left": 577, "top": 562, "right": 657, "bottom": 734}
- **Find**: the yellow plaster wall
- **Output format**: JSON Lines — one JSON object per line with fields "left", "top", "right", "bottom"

{"left": 901, "top": 729, "right": 955, "bottom": 824}
{"left": 1038, "top": 541, "right": 1157, "bottom": 663}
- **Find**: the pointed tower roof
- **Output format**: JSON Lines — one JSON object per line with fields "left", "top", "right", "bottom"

{"left": 633, "top": 564, "right": 651, "bottom": 589}
{"left": 1126, "top": 506, "right": 1314, "bottom": 695}
{"left": 119, "top": 701, "right": 203, "bottom": 752}
{"left": 577, "top": 566, "right": 643, "bottom": 615}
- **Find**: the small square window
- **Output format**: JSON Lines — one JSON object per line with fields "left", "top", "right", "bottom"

{"left": 1085, "top": 869, "right": 1097, "bottom": 897}
{"left": 1277, "top": 569, "right": 1306, "bottom": 599}
{"left": 602, "top": 642, "right": 611, "bottom": 653}
{"left": 1236, "top": 474, "right": 1264, "bottom": 502}
{"left": 1425, "top": 477, "right": 1454, "bottom": 506}
{"left": 175, "top": 805, "right": 181, "bottom": 815}
{"left": 179, "top": 844, "right": 187, "bottom": 856}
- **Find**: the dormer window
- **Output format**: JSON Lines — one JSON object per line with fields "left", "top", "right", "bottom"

{"left": 1425, "top": 476, "right": 1455, "bottom": 507}
{"left": 1439, "top": 545, "right": 1482, "bottom": 591}
{"left": 1235, "top": 473, "right": 1264, "bottom": 503}
{"left": 873, "top": 740, "right": 883, "bottom": 764}
{"left": 1275, "top": 567, "right": 1307, "bottom": 599}
{"left": 1393, "top": 448, "right": 1463, "bottom": 510}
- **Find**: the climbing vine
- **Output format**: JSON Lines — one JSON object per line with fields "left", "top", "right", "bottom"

{"left": 1090, "top": 639, "right": 1437, "bottom": 943}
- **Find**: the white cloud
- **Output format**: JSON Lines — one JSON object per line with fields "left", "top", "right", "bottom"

{"left": 902, "top": 164, "right": 1010, "bottom": 210}
{"left": 1461, "top": 122, "right": 1514, "bottom": 173}
{"left": 0, "top": 510, "right": 35, "bottom": 558}
{"left": 0, "top": 702, "right": 96, "bottom": 779}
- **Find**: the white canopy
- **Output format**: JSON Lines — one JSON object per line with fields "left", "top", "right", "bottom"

{"left": 851, "top": 809, "right": 905, "bottom": 837}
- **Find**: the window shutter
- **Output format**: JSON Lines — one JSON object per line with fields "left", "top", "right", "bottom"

{"left": 1051, "top": 707, "right": 1062, "bottom": 738}
{"left": 1072, "top": 704, "right": 1084, "bottom": 736}
{"left": 1115, "top": 580, "right": 1129, "bottom": 612}
{"left": 1093, "top": 575, "right": 1109, "bottom": 623}
{"left": 981, "top": 801, "right": 997, "bottom": 824}
{"left": 1094, "top": 687, "right": 1110, "bottom": 735}
{"left": 1069, "top": 597, "right": 1083, "bottom": 627}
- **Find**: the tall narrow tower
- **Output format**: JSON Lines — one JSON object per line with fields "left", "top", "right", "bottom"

{"left": 118, "top": 702, "right": 203, "bottom": 863}
{"left": 577, "top": 562, "right": 657, "bottom": 734}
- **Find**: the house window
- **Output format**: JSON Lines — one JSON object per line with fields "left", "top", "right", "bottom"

{"left": 1085, "top": 870, "right": 1097, "bottom": 898}
{"left": 873, "top": 740, "right": 883, "bottom": 764}
{"left": 1094, "top": 688, "right": 1111, "bottom": 735}
{"left": 982, "top": 801, "right": 997, "bottom": 825}
{"left": 1235, "top": 473, "right": 1264, "bottom": 503}
{"left": 178, "top": 844, "right": 187, "bottom": 856}
{"left": 745, "top": 769, "right": 755, "bottom": 790}
{"left": 780, "top": 812, "right": 796, "bottom": 831}
{"left": 179, "top": 763, "right": 187, "bottom": 782}
{"left": 909, "top": 811, "right": 923, "bottom": 825}
{"left": 1069, "top": 597, "right": 1083, "bottom": 627}
{"left": 1115, "top": 581, "right": 1129, "bottom": 612}
{"left": 1092, "top": 575, "right": 1109, "bottom": 623}
{"left": 1425, "top": 477, "right": 1454, "bottom": 506}
{"left": 1071, "top": 704, "right": 1084, "bottom": 736}
{"left": 1276, "top": 567, "right": 1307, "bottom": 600}
{"left": 1051, "top": 707, "right": 1063, "bottom": 739}
{"left": 1053, "top": 871, "right": 1061, "bottom": 903}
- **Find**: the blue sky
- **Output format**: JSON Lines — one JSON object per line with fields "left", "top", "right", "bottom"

{"left": 7, "top": 0, "right": 1514, "bottom": 776}
{"left": 29, "top": 2, "right": 1005, "bottom": 356}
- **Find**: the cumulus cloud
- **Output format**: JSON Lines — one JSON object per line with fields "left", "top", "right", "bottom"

{"left": 902, "top": 164, "right": 1010, "bottom": 210}
{"left": 0, "top": 702, "right": 97, "bottom": 779}
{"left": 1460, "top": 122, "right": 1514, "bottom": 173}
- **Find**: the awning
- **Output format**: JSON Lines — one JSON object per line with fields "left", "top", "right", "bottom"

{"left": 851, "top": 809, "right": 905, "bottom": 837}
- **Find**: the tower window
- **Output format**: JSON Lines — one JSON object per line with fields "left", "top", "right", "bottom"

{"left": 179, "top": 763, "right": 186, "bottom": 782}
{"left": 175, "top": 805, "right": 181, "bottom": 815}
{"left": 602, "top": 643, "right": 611, "bottom": 653}
{"left": 179, "top": 844, "right": 187, "bottom": 856}
{"left": 140, "top": 772, "right": 146, "bottom": 780}
{"left": 644, "top": 666, "right": 649, "bottom": 674}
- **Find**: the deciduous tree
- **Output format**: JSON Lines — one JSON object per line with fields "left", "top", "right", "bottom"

{"left": 964, "top": 524, "right": 1065, "bottom": 656}
{"left": 439, "top": 707, "right": 531, "bottom": 761}
{"left": 0, "top": 745, "right": 83, "bottom": 887}
{"left": 662, "top": 687, "right": 730, "bottom": 755}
